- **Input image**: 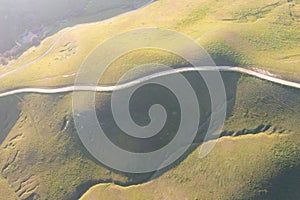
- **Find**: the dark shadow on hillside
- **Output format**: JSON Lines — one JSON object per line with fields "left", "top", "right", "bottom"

{"left": 0, "top": 96, "right": 21, "bottom": 144}
{"left": 94, "top": 71, "right": 240, "bottom": 154}
{"left": 148, "top": 71, "right": 241, "bottom": 181}
{"left": 254, "top": 164, "right": 300, "bottom": 200}
{"left": 68, "top": 71, "right": 241, "bottom": 199}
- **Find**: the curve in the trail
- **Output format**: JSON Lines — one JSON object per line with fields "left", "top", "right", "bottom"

{"left": 0, "top": 0, "right": 156, "bottom": 80}
{"left": 0, "top": 66, "right": 299, "bottom": 98}
{"left": 0, "top": 28, "right": 70, "bottom": 79}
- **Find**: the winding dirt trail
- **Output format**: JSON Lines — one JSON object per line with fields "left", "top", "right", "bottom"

{"left": 0, "top": 0, "right": 299, "bottom": 98}
{"left": 0, "top": 66, "right": 299, "bottom": 98}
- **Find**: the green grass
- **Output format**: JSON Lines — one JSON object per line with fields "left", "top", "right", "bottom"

{"left": 0, "top": 94, "right": 128, "bottom": 199}
{"left": 0, "top": 0, "right": 299, "bottom": 199}
{"left": 0, "top": 74, "right": 299, "bottom": 199}
{"left": 81, "top": 75, "right": 300, "bottom": 200}
{"left": 81, "top": 134, "right": 300, "bottom": 200}
{"left": 224, "top": 75, "right": 300, "bottom": 132}
{"left": 0, "top": 0, "right": 300, "bottom": 91}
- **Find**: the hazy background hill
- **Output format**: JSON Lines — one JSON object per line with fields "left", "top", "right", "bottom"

{"left": 0, "top": 0, "right": 149, "bottom": 62}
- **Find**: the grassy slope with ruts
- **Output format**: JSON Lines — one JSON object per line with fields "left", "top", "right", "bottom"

{"left": 0, "top": 0, "right": 299, "bottom": 199}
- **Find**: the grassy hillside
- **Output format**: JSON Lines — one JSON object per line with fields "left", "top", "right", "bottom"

{"left": 80, "top": 75, "right": 300, "bottom": 200}
{"left": 0, "top": 175, "right": 19, "bottom": 200}
{"left": 0, "top": 74, "right": 299, "bottom": 199}
{"left": 0, "top": 0, "right": 299, "bottom": 91}
{"left": 0, "top": 0, "right": 299, "bottom": 199}
{"left": 0, "top": 93, "right": 130, "bottom": 199}
{"left": 81, "top": 134, "right": 300, "bottom": 200}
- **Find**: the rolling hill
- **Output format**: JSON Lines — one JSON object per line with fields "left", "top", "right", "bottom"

{"left": 0, "top": 0, "right": 299, "bottom": 199}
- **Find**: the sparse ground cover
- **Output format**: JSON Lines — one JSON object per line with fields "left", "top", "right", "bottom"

{"left": 0, "top": 0, "right": 299, "bottom": 91}
{"left": 0, "top": 175, "right": 19, "bottom": 200}
{"left": 0, "top": 73, "right": 299, "bottom": 199}
{"left": 81, "top": 75, "right": 300, "bottom": 200}
{"left": 81, "top": 133, "right": 300, "bottom": 200}
{"left": 0, "top": 0, "right": 299, "bottom": 199}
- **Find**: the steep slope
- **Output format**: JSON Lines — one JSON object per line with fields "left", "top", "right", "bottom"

{"left": 0, "top": 93, "right": 130, "bottom": 199}
{"left": 0, "top": 0, "right": 299, "bottom": 199}
{"left": 0, "top": 73, "right": 299, "bottom": 199}
{"left": 81, "top": 75, "right": 300, "bottom": 200}
{"left": 0, "top": 0, "right": 299, "bottom": 91}
{"left": 0, "top": 175, "right": 19, "bottom": 200}
{"left": 81, "top": 134, "right": 300, "bottom": 200}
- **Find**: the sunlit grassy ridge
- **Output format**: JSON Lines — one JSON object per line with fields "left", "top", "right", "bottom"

{"left": 0, "top": 0, "right": 299, "bottom": 91}
{"left": 0, "top": 0, "right": 299, "bottom": 199}
{"left": 80, "top": 75, "right": 300, "bottom": 200}
{"left": 81, "top": 134, "right": 300, "bottom": 200}
{"left": 0, "top": 74, "right": 299, "bottom": 199}
{"left": 0, "top": 93, "right": 131, "bottom": 199}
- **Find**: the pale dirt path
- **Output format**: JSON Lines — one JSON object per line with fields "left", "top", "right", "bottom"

{"left": 0, "top": 66, "right": 299, "bottom": 98}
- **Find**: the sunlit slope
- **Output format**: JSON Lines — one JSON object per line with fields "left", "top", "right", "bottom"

{"left": 81, "top": 75, "right": 300, "bottom": 200}
{"left": 81, "top": 134, "right": 300, "bottom": 200}
{"left": 0, "top": 175, "right": 19, "bottom": 200}
{"left": 0, "top": 93, "right": 133, "bottom": 200}
{"left": 0, "top": 0, "right": 299, "bottom": 199}
{"left": 0, "top": 74, "right": 299, "bottom": 199}
{"left": 0, "top": 0, "right": 299, "bottom": 91}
